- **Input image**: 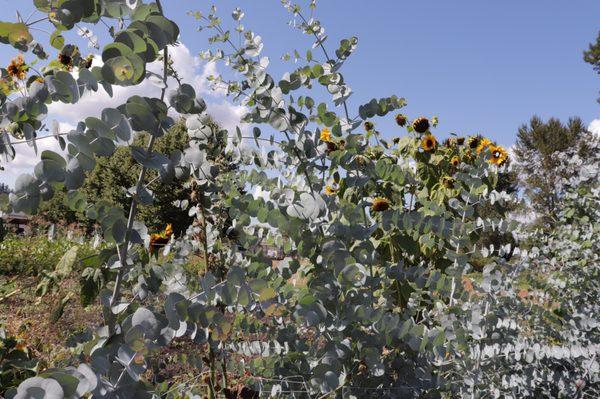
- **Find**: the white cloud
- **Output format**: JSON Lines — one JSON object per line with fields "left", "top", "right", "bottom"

{"left": 0, "top": 123, "right": 74, "bottom": 187}
{"left": 2, "top": 42, "right": 248, "bottom": 188}
{"left": 588, "top": 119, "right": 600, "bottom": 137}
{"left": 206, "top": 100, "right": 248, "bottom": 136}
{"left": 48, "top": 43, "right": 239, "bottom": 124}
{"left": 195, "top": 61, "right": 227, "bottom": 97}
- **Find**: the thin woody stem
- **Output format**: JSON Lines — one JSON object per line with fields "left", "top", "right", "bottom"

{"left": 107, "top": 0, "right": 168, "bottom": 333}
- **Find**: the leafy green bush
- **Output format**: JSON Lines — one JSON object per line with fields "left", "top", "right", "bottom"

{"left": 0, "top": 235, "right": 97, "bottom": 276}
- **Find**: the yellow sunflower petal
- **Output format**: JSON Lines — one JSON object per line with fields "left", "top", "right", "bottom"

{"left": 320, "top": 128, "right": 331, "bottom": 142}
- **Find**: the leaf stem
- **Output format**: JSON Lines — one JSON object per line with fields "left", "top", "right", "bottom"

{"left": 26, "top": 16, "right": 49, "bottom": 27}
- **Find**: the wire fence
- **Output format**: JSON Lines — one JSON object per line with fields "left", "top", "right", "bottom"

{"left": 160, "top": 374, "right": 600, "bottom": 399}
{"left": 160, "top": 374, "right": 406, "bottom": 398}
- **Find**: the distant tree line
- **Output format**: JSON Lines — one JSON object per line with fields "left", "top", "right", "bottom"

{"left": 0, "top": 182, "right": 11, "bottom": 195}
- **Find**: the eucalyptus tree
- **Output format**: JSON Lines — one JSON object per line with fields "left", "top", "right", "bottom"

{"left": 187, "top": 4, "right": 520, "bottom": 397}
{"left": 444, "top": 134, "right": 600, "bottom": 398}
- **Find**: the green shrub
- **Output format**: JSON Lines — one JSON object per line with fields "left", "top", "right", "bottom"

{"left": 0, "top": 235, "right": 97, "bottom": 276}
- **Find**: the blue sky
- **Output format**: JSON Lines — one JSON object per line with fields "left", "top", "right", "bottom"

{"left": 0, "top": 0, "right": 599, "bottom": 186}
{"left": 167, "top": 0, "right": 599, "bottom": 147}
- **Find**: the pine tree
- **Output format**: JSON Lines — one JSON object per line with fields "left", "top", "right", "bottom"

{"left": 583, "top": 31, "right": 600, "bottom": 102}
{"left": 514, "top": 116, "right": 592, "bottom": 228}
{"left": 583, "top": 31, "right": 600, "bottom": 73}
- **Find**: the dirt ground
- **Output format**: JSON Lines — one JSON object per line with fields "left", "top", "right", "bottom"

{"left": 0, "top": 275, "right": 103, "bottom": 367}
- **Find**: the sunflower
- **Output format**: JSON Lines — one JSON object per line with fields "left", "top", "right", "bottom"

{"left": 444, "top": 138, "right": 457, "bottom": 148}
{"left": 456, "top": 137, "right": 465, "bottom": 145}
{"left": 421, "top": 134, "right": 438, "bottom": 152}
{"left": 149, "top": 224, "right": 174, "bottom": 256}
{"left": 56, "top": 45, "right": 81, "bottom": 71}
{"left": 320, "top": 127, "right": 332, "bottom": 142}
{"left": 58, "top": 53, "right": 73, "bottom": 70}
{"left": 412, "top": 117, "right": 430, "bottom": 134}
{"left": 364, "top": 121, "right": 374, "bottom": 131}
{"left": 468, "top": 135, "right": 481, "bottom": 150}
{"left": 488, "top": 144, "right": 508, "bottom": 165}
{"left": 395, "top": 114, "right": 407, "bottom": 127}
{"left": 325, "top": 141, "right": 338, "bottom": 154}
{"left": 441, "top": 176, "right": 454, "bottom": 189}
{"left": 84, "top": 54, "right": 94, "bottom": 69}
{"left": 324, "top": 185, "right": 338, "bottom": 196}
{"left": 7, "top": 54, "right": 27, "bottom": 80}
{"left": 476, "top": 137, "right": 492, "bottom": 154}
{"left": 450, "top": 155, "right": 460, "bottom": 167}
{"left": 372, "top": 197, "right": 390, "bottom": 212}
{"left": 0, "top": 78, "right": 14, "bottom": 95}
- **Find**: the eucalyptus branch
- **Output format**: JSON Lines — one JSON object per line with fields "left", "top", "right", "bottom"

{"left": 28, "top": 27, "right": 52, "bottom": 36}
{"left": 240, "top": 136, "right": 283, "bottom": 145}
{"left": 197, "top": 188, "right": 210, "bottom": 269}
{"left": 107, "top": 0, "right": 168, "bottom": 333}
{"left": 23, "top": 9, "right": 37, "bottom": 24}
{"left": 206, "top": 20, "right": 325, "bottom": 199}
{"left": 296, "top": 11, "right": 352, "bottom": 122}
{"left": 283, "top": 130, "right": 319, "bottom": 198}
{"left": 143, "top": 174, "right": 161, "bottom": 189}
{"left": 470, "top": 300, "right": 490, "bottom": 399}
{"left": 4, "top": 132, "right": 68, "bottom": 145}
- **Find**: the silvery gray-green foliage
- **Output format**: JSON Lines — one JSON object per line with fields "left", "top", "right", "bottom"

{"left": 442, "top": 134, "right": 600, "bottom": 398}
{"left": 190, "top": 3, "right": 519, "bottom": 397}
{"left": 1, "top": 1, "right": 292, "bottom": 396}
